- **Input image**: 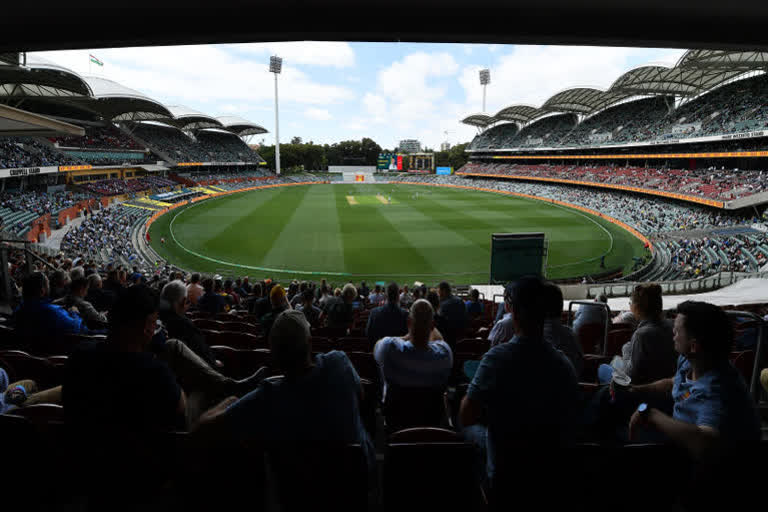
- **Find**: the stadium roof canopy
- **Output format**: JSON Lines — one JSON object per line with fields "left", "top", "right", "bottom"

{"left": 461, "top": 113, "right": 497, "bottom": 127}
{"left": 540, "top": 87, "right": 631, "bottom": 116}
{"left": 216, "top": 115, "right": 268, "bottom": 136}
{"left": 607, "top": 65, "right": 746, "bottom": 97}
{"left": 69, "top": 76, "right": 174, "bottom": 122}
{"left": 166, "top": 105, "right": 223, "bottom": 130}
{"left": 493, "top": 105, "right": 542, "bottom": 124}
{"left": 677, "top": 49, "right": 768, "bottom": 71}
{"left": 0, "top": 55, "right": 92, "bottom": 100}
{"left": 197, "top": 127, "right": 243, "bottom": 136}
{"left": 0, "top": 103, "right": 84, "bottom": 136}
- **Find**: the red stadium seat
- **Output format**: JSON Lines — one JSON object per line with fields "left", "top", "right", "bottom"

{"left": 218, "top": 321, "right": 262, "bottom": 336}
{"left": 192, "top": 318, "right": 226, "bottom": 332}
{"left": 0, "top": 350, "right": 63, "bottom": 389}
{"left": 455, "top": 338, "right": 490, "bottom": 356}
{"left": 384, "top": 440, "right": 484, "bottom": 511}
{"left": 605, "top": 328, "right": 633, "bottom": 356}
{"left": 205, "top": 331, "right": 263, "bottom": 350}
{"left": 383, "top": 385, "right": 449, "bottom": 433}
{"left": 337, "top": 337, "right": 371, "bottom": 352}
{"left": 209, "top": 346, "right": 273, "bottom": 380}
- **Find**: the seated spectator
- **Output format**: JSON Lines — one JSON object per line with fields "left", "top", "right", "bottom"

{"left": 459, "top": 276, "right": 580, "bottom": 493}
{"left": 488, "top": 284, "right": 516, "bottom": 347}
{"left": 223, "top": 279, "right": 240, "bottom": 307}
{"left": 290, "top": 281, "right": 308, "bottom": 308}
{"left": 197, "top": 278, "right": 226, "bottom": 315}
{"left": 248, "top": 282, "right": 270, "bottom": 318}
{"left": 573, "top": 294, "right": 610, "bottom": 334}
{"left": 598, "top": 284, "right": 676, "bottom": 386}
{"left": 613, "top": 309, "right": 638, "bottom": 328}
{"left": 437, "top": 281, "right": 468, "bottom": 348}
{"left": 368, "top": 284, "right": 385, "bottom": 307}
{"left": 399, "top": 285, "right": 414, "bottom": 309}
{"left": 62, "top": 285, "right": 187, "bottom": 431}
{"left": 542, "top": 282, "right": 583, "bottom": 378}
{"left": 49, "top": 269, "right": 70, "bottom": 301}
{"left": 374, "top": 299, "right": 452, "bottom": 394}
{"left": 54, "top": 277, "right": 108, "bottom": 331}
{"left": 628, "top": 301, "right": 761, "bottom": 460}
{"left": 12, "top": 271, "right": 87, "bottom": 340}
{"left": 465, "top": 288, "right": 484, "bottom": 315}
{"left": 160, "top": 280, "right": 217, "bottom": 367}
{"left": 366, "top": 282, "right": 409, "bottom": 345}
{"left": 323, "top": 283, "right": 357, "bottom": 329}
{"left": 186, "top": 273, "right": 204, "bottom": 305}
{"left": 86, "top": 272, "right": 113, "bottom": 312}
{"left": 260, "top": 284, "right": 291, "bottom": 337}
{"left": 358, "top": 280, "right": 370, "bottom": 299}
{"left": 295, "top": 288, "right": 322, "bottom": 326}
{"left": 195, "top": 310, "right": 375, "bottom": 470}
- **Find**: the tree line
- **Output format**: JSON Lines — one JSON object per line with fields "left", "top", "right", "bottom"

{"left": 254, "top": 137, "right": 470, "bottom": 172}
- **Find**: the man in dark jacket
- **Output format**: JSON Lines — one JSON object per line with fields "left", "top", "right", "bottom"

{"left": 197, "top": 278, "right": 226, "bottom": 315}
{"left": 437, "top": 281, "right": 468, "bottom": 348}
{"left": 160, "top": 280, "right": 218, "bottom": 367}
{"left": 366, "top": 282, "right": 408, "bottom": 345}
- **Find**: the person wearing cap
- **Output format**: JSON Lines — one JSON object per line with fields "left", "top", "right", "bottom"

{"left": 628, "top": 301, "right": 760, "bottom": 459}
{"left": 459, "top": 276, "right": 580, "bottom": 499}
{"left": 194, "top": 310, "right": 375, "bottom": 470}
{"left": 487, "top": 283, "right": 517, "bottom": 347}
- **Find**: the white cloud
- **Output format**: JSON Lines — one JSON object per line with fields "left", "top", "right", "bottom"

{"left": 459, "top": 45, "right": 687, "bottom": 115}
{"left": 31, "top": 45, "right": 354, "bottom": 113}
{"left": 363, "top": 93, "right": 388, "bottom": 123}
{"left": 305, "top": 108, "right": 332, "bottom": 120}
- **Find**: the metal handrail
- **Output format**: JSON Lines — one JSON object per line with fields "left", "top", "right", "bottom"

{"left": 568, "top": 300, "right": 611, "bottom": 355}
{"left": 724, "top": 310, "right": 765, "bottom": 403}
{"left": 588, "top": 270, "right": 768, "bottom": 299}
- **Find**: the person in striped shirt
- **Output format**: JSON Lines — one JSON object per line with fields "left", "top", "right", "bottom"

{"left": 373, "top": 299, "right": 453, "bottom": 396}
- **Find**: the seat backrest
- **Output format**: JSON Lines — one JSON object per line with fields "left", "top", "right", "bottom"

{"left": 455, "top": 338, "right": 489, "bottom": 355}
{"left": 267, "top": 442, "right": 369, "bottom": 512}
{"left": 384, "top": 441, "right": 482, "bottom": 510}
{"left": 210, "top": 346, "right": 272, "bottom": 380}
{"left": 7, "top": 404, "right": 64, "bottom": 424}
{"left": 576, "top": 323, "right": 605, "bottom": 355}
{"left": 0, "top": 350, "right": 61, "bottom": 389}
{"left": 209, "top": 330, "right": 261, "bottom": 350}
{"left": 388, "top": 426, "right": 461, "bottom": 443}
{"left": 192, "top": 318, "right": 225, "bottom": 332}
{"left": 383, "top": 386, "right": 447, "bottom": 432}
{"left": 605, "top": 328, "right": 633, "bottom": 356}
{"left": 337, "top": 337, "right": 370, "bottom": 352}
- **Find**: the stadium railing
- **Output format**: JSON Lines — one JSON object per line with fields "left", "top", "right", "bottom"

{"left": 587, "top": 269, "right": 768, "bottom": 298}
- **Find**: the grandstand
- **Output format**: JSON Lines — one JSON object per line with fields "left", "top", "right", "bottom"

{"left": 1, "top": 42, "right": 768, "bottom": 511}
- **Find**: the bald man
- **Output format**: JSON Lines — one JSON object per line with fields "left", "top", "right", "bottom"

{"left": 373, "top": 299, "right": 453, "bottom": 394}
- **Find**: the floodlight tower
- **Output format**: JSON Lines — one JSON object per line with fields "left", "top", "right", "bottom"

{"left": 479, "top": 68, "right": 491, "bottom": 113}
{"left": 269, "top": 55, "right": 283, "bottom": 175}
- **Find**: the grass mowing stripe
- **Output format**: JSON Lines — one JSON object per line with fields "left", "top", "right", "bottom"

{"left": 261, "top": 185, "right": 346, "bottom": 272}
{"left": 333, "top": 184, "right": 438, "bottom": 275}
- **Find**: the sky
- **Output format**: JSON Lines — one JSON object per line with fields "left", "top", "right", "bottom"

{"left": 30, "top": 43, "right": 687, "bottom": 150}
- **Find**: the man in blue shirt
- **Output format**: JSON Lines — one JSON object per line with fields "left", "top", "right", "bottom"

{"left": 459, "top": 276, "right": 580, "bottom": 504}
{"left": 13, "top": 271, "right": 88, "bottom": 342}
{"left": 195, "top": 310, "right": 375, "bottom": 471}
{"left": 366, "top": 282, "right": 409, "bottom": 345}
{"left": 374, "top": 298, "right": 452, "bottom": 393}
{"left": 629, "top": 301, "right": 761, "bottom": 459}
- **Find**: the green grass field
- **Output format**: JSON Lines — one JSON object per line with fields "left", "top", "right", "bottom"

{"left": 148, "top": 183, "right": 646, "bottom": 283}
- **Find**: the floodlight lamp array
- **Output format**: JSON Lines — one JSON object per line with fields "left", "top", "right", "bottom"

{"left": 269, "top": 56, "right": 283, "bottom": 74}
{"left": 479, "top": 69, "right": 491, "bottom": 85}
